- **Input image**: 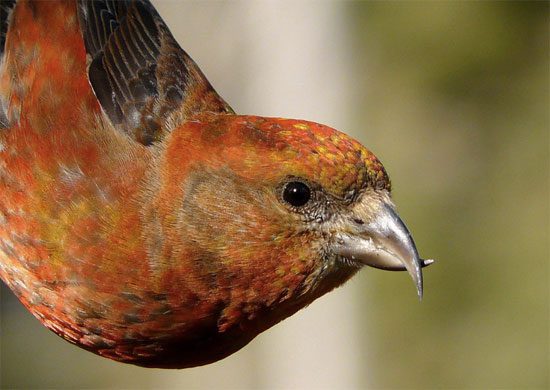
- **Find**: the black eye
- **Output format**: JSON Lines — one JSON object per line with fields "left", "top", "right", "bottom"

{"left": 283, "top": 181, "right": 311, "bottom": 207}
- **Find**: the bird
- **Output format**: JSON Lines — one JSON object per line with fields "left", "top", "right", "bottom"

{"left": 0, "top": 0, "right": 433, "bottom": 368}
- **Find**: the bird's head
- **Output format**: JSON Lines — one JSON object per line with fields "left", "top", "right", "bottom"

{"left": 148, "top": 114, "right": 431, "bottom": 332}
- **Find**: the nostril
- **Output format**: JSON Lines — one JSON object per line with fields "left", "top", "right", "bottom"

{"left": 353, "top": 218, "right": 364, "bottom": 225}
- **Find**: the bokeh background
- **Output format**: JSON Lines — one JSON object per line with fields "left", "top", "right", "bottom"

{"left": 1, "top": 1, "right": 548, "bottom": 388}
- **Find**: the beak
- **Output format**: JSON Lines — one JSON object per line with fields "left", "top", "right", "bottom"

{"left": 331, "top": 199, "right": 433, "bottom": 299}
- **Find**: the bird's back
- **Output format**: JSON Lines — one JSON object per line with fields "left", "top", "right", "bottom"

{"left": 0, "top": 0, "right": 157, "bottom": 363}
{"left": 0, "top": 1, "right": 266, "bottom": 367}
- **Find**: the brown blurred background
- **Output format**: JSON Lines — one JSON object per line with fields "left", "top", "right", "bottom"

{"left": 1, "top": 1, "right": 548, "bottom": 388}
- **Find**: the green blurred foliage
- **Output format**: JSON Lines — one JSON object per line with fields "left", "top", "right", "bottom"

{"left": 350, "top": 1, "right": 548, "bottom": 388}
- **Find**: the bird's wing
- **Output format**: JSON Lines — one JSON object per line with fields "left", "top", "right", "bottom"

{"left": 0, "top": 0, "right": 17, "bottom": 129}
{"left": 0, "top": 0, "right": 16, "bottom": 61}
{"left": 77, "top": 0, "right": 233, "bottom": 145}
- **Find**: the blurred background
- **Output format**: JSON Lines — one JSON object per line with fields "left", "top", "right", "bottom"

{"left": 1, "top": 1, "right": 548, "bottom": 388}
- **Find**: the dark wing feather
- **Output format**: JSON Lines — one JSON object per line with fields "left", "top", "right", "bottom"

{"left": 0, "top": 0, "right": 16, "bottom": 59}
{"left": 77, "top": 0, "right": 233, "bottom": 145}
{"left": 0, "top": 0, "right": 17, "bottom": 129}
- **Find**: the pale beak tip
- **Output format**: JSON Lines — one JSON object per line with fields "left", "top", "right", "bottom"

{"left": 416, "top": 259, "right": 434, "bottom": 300}
{"left": 421, "top": 258, "right": 435, "bottom": 267}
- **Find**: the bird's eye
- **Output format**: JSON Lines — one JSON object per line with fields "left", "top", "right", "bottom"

{"left": 282, "top": 181, "right": 311, "bottom": 207}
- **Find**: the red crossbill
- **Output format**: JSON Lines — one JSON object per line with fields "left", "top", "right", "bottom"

{"left": 0, "top": 0, "right": 432, "bottom": 368}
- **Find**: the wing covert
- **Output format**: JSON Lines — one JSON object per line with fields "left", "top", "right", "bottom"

{"left": 77, "top": 0, "right": 233, "bottom": 145}
{"left": 0, "top": 0, "right": 17, "bottom": 129}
